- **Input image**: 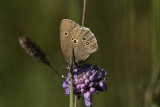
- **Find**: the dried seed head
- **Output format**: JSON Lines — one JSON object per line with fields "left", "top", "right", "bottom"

{"left": 18, "top": 36, "right": 51, "bottom": 66}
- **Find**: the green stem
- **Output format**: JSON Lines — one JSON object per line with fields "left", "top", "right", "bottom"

{"left": 70, "top": 58, "right": 74, "bottom": 107}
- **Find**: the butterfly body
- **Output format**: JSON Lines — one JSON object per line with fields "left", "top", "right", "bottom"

{"left": 60, "top": 19, "right": 98, "bottom": 63}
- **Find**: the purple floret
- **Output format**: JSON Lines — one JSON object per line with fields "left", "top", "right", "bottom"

{"left": 62, "top": 64, "right": 107, "bottom": 106}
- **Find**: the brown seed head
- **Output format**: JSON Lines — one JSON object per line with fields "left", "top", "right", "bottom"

{"left": 18, "top": 36, "right": 51, "bottom": 67}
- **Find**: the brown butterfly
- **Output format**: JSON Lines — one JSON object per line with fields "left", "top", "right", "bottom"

{"left": 60, "top": 19, "right": 98, "bottom": 64}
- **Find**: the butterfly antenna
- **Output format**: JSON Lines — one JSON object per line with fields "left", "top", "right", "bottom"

{"left": 72, "top": 48, "right": 76, "bottom": 65}
{"left": 82, "top": 0, "right": 87, "bottom": 27}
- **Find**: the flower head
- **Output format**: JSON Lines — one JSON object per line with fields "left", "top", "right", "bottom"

{"left": 62, "top": 64, "right": 107, "bottom": 106}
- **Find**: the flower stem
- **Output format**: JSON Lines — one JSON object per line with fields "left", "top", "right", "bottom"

{"left": 70, "top": 58, "right": 74, "bottom": 107}
{"left": 74, "top": 95, "right": 77, "bottom": 107}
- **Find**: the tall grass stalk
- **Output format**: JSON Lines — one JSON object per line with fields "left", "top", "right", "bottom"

{"left": 144, "top": 0, "right": 160, "bottom": 107}
{"left": 125, "top": 0, "right": 136, "bottom": 106}
{"left": 82, "top": 0, "right": 86, "bottom": 27}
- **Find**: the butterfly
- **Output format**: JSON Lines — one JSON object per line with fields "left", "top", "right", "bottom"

{"left": 60, "top": 19, "right": 98, "bottom": 64}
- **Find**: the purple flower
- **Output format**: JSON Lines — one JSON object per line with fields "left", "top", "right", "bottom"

{"left": 62, "top": 64, "right": 107, "bottom": 106}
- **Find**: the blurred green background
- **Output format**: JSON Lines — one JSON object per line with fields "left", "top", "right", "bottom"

{"left": 0, "top": 0, "right": 160, "bottom": 107}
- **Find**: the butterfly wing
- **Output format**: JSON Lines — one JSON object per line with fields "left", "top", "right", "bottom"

{"left": 60, "top": 19, "right": 80, "bottom": 63}
{"left": 70, "top": 27, "right": 98, "bottom": 63}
